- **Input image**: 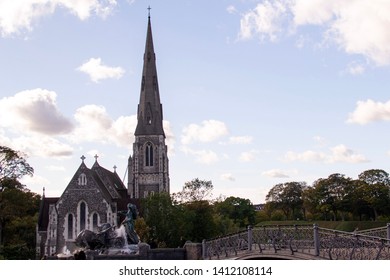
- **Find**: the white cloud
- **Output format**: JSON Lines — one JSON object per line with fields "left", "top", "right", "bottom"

{"left": 227, "top": 5, "right": 238, "bottom": 14}
{"left": 284, "top": 144, "right": 368, "bottom": 163}
{"left": 228, "top": 136, "right": 253, "bottom": 144}
{"left": 239, "top": 150, "right": 258, "bottom": 162}
{"left": 46, "top": 165, "right": 66, "bottom": 171}
{"left": 70, "top": 104, "right": 135, "bottom": 148}
{"left": 345, "top": 61, "right": 366, "bottom": 75}
{"left": 0, "top": 0, "right": 117, "bottom": 37}
{"left": 181, "top": 146, "right": 219, "bottom": 165}
{"left": 0, "top": 88, "right": 74, "bottom": 135}
{"left": 239, "top": 0, "right": 390, "bottom": 66}
{"left": 239, "top": 0, "right": 288, "bottom": 42}
{"left": 70, "top": 104, "right": 174, "bottom": 152}
{"left": 220, "top": 173, "right": 235, "bottom": 181}
{"left": 284, "top": 150, "right": 326, "bottom": 162}
{"left": 181, "top": 120, "right": 228, "bottom": 145}
{"left": 77, "top": 57, "right": 125, "bottom": 83}
{"left": 347, "top": 99, "right": 390, "bottom": 125}
{"left": 329, "top": 144, "right": 368, "bottom": 163}
{"left": 12, "top": 134, "right": 74, "bottom": 158}
{"left": 262, "top": 169, "right": 290, "bottom": 178}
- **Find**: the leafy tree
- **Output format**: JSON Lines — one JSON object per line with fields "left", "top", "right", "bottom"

{"left": 0, "top": 146, "right": 33, "bottom": 186}
{"left": 0, "top": 146, "right": 38, "bottom": 259}
{"left": 311, "top": 174, "right": 353, "bottom": 221}
{"left": 0, "top": 180, "right": 40, "bottom": 259}
{"left": 140, "top": 192, "right": 182, "bottom": 248}
{"left": 355, "top": 170, "right": 390, "bottom": 220}
{"left": 265, "top": 182, "right": 306, "bottom": 220}
{"left": 175, "top": 179, "right": 217, "bottom": 241}
{"left": 172, "top": 178, "right": 213, "bottom": 203}
{"left": 214, "top": 196, "right": 255, "bottom": 228}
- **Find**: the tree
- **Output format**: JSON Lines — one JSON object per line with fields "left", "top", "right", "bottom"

{"left": 355, "top": 169, "right": 390, "bottom": 220}
{"left": 172, "top": 178, "right": 213, "bottom": 203}
{"left": 172, "top": 179, "right": 217, "bottom": 242}
{"left": 0, "top": 180, "right": 40, "bottom": 259}
{"left": 0, "top": 146, "right": 38, "bottom": 259}
{"left": 214, "top": 196, "right": 255, "bottom": 228}
{"left": 0, "top": 146, "right": 33, "bottom": 186}
{"left": 140, "top": 192, "right": 182, "bottom": 248}
{"left": 311, "top": 174, "right": 353, "bottom": 221}
{"left": 265, "top": 182, "right": 306, "bottom": 220}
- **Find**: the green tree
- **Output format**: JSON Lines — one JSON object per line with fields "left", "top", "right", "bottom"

{"left": 355, "top": 169, "right": 390, "bottom": 220}
{"left": 311, "top": 174, "right": 353, "bottom": 221}
{"left": 0, "top": 146, "right": 33, "bottom": 185}
{"left": 173, "top": 178, "right": 213, "bottom": 203}
{"left": 214, "top": 196, "right": 255, "bottom": 228}
{"left": 173, "top": 178, "right": 217, "bottom": 242}
{"left": 140, "top": 192, "right": 182, "bottom": 248}
{"left": 0, "top": 146, "right": 39, "bottom": 259}
{"left": 0, "top": 179, "right": 40, "bottom": 259}
{"left": 265, "top": 182, "right": 306, "bottom": 220}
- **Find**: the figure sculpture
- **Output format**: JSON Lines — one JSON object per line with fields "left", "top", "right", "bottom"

{"left": 118, "top": 203, "right": 139, "bottom": 244}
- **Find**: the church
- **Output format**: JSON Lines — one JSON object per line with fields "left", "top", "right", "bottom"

{"left": 36, "top": 14, "right": 170, "bottom": 258}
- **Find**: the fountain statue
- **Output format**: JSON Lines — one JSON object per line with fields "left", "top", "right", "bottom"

{"left": 74, "top": 203, "right": 140, "bottom": 256}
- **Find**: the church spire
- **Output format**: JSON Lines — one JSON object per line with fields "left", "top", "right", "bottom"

{"left": 134, "top": 13, "right": 165, "bottom": 137}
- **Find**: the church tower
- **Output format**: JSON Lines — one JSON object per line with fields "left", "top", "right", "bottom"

{"left": 128, "top": 14, "right": 170, "bottom": 198}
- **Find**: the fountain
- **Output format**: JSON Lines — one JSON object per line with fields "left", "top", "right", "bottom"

{"left": 73, "top": 203, "right": 141, "bottom": 258}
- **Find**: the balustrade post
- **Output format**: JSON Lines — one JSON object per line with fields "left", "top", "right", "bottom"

{"left": 313, "top": 224, "right": 319, "bottom": 256}
{"left": 248, "top": 225, "right": 253, "bottom": 252}
{"left": 387, "top": 223, "right": 390, "bottom": 241}
{"left": 202, "top": 239, "right": 206, "bottom": 260}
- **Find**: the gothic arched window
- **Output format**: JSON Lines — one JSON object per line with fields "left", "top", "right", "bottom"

{"left": 92, "top": 213, "right": 98, "bottom": 231}
{"left": 67, "top": 214, "right": 73, "bottom": 240}
{"left": 145, "top": 142, "right": 154, "bottom": 167}
{"left": 80, "top": 202, "right": 86, "bottom": 231}
{"left": 78, "top": 173, "right": 87, "bottom": 186}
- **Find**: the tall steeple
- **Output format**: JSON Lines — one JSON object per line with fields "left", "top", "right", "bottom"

{"left": 134, "top": 14, "right": 165, "bottom": 137}
{"left": 128, "top": 12, "right": 170, "bottom": 199}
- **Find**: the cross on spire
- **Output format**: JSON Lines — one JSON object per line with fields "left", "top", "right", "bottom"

{"left": 80, "top": 155, "right": 86, "bottom": 162}
{"left": 147, "top": 5, "right": 151, "bottom": 18}
{"left": 94, "top": 154, "right": 99, "bottom": 162}
{"left": 113, "top": 165, "right": 117, "bottom": 173}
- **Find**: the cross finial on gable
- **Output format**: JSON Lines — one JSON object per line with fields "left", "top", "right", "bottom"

{"left": 94, "top": 154, "right": 99, "bottom": 162}
{"left": 113, "top": 165, "right": 117, "bottom": 172}
{"left": 81, "top": 155, "right": 86, "bottom": 162}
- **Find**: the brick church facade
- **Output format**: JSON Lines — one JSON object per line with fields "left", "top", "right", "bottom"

{"left": 36, "top": 14, "right": 169, "bottom": 258}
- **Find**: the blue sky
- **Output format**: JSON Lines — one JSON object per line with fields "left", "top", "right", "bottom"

{"left": 1, "top": 0, "right": 390, "bottom": 204}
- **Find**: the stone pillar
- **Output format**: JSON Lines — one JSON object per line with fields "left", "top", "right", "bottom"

{"left": 202, "top": 239, "right": 207, "bottom": 260}
{"left": 247, "top": 225, "right": 253, "bottom": 252}
{"left": 138, "top": 242, "right": 150, "bottom": 259}
{"left": 184, "top": 242, "right": 202, "bottom": 260}
{"left": 313, "top": 224, "right": 319, "bottom": 256}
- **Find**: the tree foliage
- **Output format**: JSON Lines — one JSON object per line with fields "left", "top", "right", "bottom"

{"left": 264, "top": 169, "right": 390, "bottom": 221}
{"left": 0, "top": 146, "right": 33, "bottom": 186}
{"left": 0, "top": 146, "right": 39, "bottom": 259}
{"left": 172, "top": 178, "right": 213, "bottom": 203}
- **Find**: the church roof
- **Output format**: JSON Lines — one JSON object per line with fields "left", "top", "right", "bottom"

{"left": 134, "top": 16, "right": 165, "bottom": 137}
{"left": 37, "top": 197, "right": 59, "bottom": 232}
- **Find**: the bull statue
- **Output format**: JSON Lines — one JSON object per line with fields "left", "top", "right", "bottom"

{"left": 75, "top": 223, "right": 125, "bottom": 251}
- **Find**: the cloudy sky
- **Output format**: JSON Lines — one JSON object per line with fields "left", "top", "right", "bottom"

{"left": 1, "top": 0, "right": 390, "bottom": 203}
